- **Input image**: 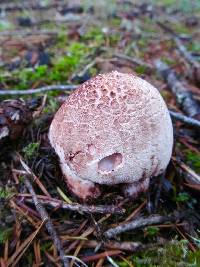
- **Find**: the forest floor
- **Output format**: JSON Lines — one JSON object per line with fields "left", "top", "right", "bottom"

{"left": 0, "top": 0, "right": 200, "bottom": 266}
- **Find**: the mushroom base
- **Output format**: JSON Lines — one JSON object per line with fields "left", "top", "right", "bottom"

{"left": 64, "top": 175, "right": 101, "bottom": 201}
{"left": 63, "top": 166, "right": 150, "bottom": 201}
{"left": 123, "top": 178, "right": 150, "bottom": 198}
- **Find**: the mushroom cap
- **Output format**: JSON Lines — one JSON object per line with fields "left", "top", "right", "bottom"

{"left": 49, "top": 71, "right": 173, "bottom": 186}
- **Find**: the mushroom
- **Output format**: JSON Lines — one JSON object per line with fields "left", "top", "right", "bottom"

{"left": 49, "top": 71, "right": 173, "bottom": 200}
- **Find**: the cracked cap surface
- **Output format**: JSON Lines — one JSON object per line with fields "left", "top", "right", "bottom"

{"left": 49, "top": 71, "right": 173, "bottom": 192}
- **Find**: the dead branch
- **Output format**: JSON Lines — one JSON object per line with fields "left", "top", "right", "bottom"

{"left": 169, "top": 110, "right": 200, "bottom": 128}
{"left": 101, "top": 47, "right": 153, "bottom": 70}
{"left": 174, "top": 38, "right": 200, "bottom": 85}
{"left": 104, "top": 212, "right": 185, "bottom": 239}
{"left": 113, "top": 52, "right": 153, "bottom": 70}
{"left": 156, "top": 21, "right": 179, "bottom": 37}
{"left": 157, "top": 21, "right": 200, "bottom": 84}
{"left": 0, "top": 29, "right": 58, "bottom": 37}
{"left": 21, "top": 194, "right": 125, "bottom": 214}
{"left": 0, "top": 1, "right": 65, "bottom": 11}
{"left": 155, "top": 59, "right": 200, "bottom": 119}
{"left": 174, "top": 38, "right": 199, "bottom": 68}
{"left": 24, "top": 176, "right": 69, "bottom": 267}
{"left": 0, "top": 84, "right": 77, "bottom": 95}
{"left": 19, "top": 157, "right": 51, "bottom": 197}
{"left": 84, "top": 239, "right": 175, "bottom": 253}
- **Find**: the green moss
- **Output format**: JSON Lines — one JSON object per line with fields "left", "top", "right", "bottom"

{"left": 188, "top": 42, "right": 200, "bottom": 53}
{"left": 131, "top": 240, "right": 200, "bottom": 267}
{"left": 0, "top": 186, "right": 15, "bottom": 200}
{"left": 142, "top": 18, "right": 157, "bottom": 33}
{"left": 110, "top": 18, "right": 121, "bottom": 27}
{"left": 0, "top": 41, "right": 89, "bottom": 90}
{"left": 135, "top": 65, "right": 148, "bottom": 75}
{"left": 40, "top": 241, "right": 52, "bottom": 252}
{"left": 43, "top": 98, "right": 59, "bottom": 113}
{"left": 154, "top": 0, "right": 200, "bottom": 13}
{"left": 174, "top": 192, "right": 190, "bottom": 202}
{"left": 83, "top": 27, "right": 105, "bottom": 44}
{"left": 161, "top": 56, "right": 176, "bottom": 66}
{"left": 51, "top": 42, "right": 88, "bottom": 81}
{"left": 54, "top": 30, "right": 69, "bottom": 49}
{"left": 23, "top": 142, "right": 40, "bottom": 159}
{"left": 0, "top": 227, "right": 13, "bottom": 244}
{"left": 154, "top": 0, "right": 176, "bottom": 7}
{"left": 173, "top": 23, "right": 190, "bottom": 34}
{"left": 17, "top": 65, "right": 48, "bottom": 89}
{"left": 0, "top": 20, "right": 13, "bottom": 31}
{"left": 145, "top": 226, "right": 160, "bottom": 237}
{"left": 184, "top": 150, "right": 200, "bottom": 173}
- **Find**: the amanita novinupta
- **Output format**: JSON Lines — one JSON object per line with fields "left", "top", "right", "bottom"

{"left": 49, "top": 71, "right": 173, "bottom": 200}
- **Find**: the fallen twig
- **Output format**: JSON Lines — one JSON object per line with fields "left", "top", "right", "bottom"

{"left": 0, "top": 1, "right": 61, "bottom": 11}
{"left": 19, "top": 194, "right": 125, "bottom": 214}
{"left": 169, "top": 110, "right": 200, "bottom": 128}
{"left": 24, "top": 176, "right": 69, "bottom": 267}
{"left": 101, "top": 47, "right": 153, "bottom": 70}
{"left": 104, "top": 212, "right": 185, "bottom": 239}
{"left": 0, "top": 29, "right": 59, "bottom": 36}
{"left": 157, "top": 21, "right": 200, "bottom": 84}
{"left": 173, "top": 157, "right": 200, "bottom": 185}
{"left": 113, "top": 52, "right": 153, "bottom": 70}
{"left": 155, "top": 59, "right": 200, "bottom": 119}
{"left": 184, "top": 183, "right": 200, "bottom": 191}
{"left": 19, "top": 157, "right": 51, "bottom": 197}
{"left": 0, "top": 84, "right": 77, "bottom": 95}
{"left": 174, "top": 38, "right": 200, "bottom": 77}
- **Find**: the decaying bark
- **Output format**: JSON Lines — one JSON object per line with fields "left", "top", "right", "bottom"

{"left": 155, "top": 60, "right": 200, "bottom": 120}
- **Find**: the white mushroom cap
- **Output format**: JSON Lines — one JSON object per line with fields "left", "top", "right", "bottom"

{"left": 49, "top": 71, "right": 173, "bottom": 199}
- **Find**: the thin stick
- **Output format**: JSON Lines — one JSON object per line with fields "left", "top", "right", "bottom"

{"left": 104, "top": 213, "right": 185, "bottom": 239}
{"left": 173, "top": 38, "right": 200, "bottom": 84}
{"left": 173, "top": 157, "right": 200, "bottom": 184}
{"left": 0, "top": 1, "right": 78, "bottom": 12}
{"left": 0, "top": 29, "right": 59, "bottom": 37}
{"left": 174, "top": 38, "right": 200, "bottom": 68}
{"left": 19, "top": 158, "right": 51, "bottom": 197}
{"left": 24, "top": 176, "right": 69, "bottom": 267}
{"left": 113, "top": 52, "right": 153, "bottom": 70}
{"left": 101, "top": 47, "right": 153, "bottom": 69}
{"left": 0, "top": 84, "right": 77, "bottom": 96}
{"left": 170, "top": 110, "right": 200, "bottom": 128}
{"left": 20, "top": 194, "right": 125, "bottom": 214}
